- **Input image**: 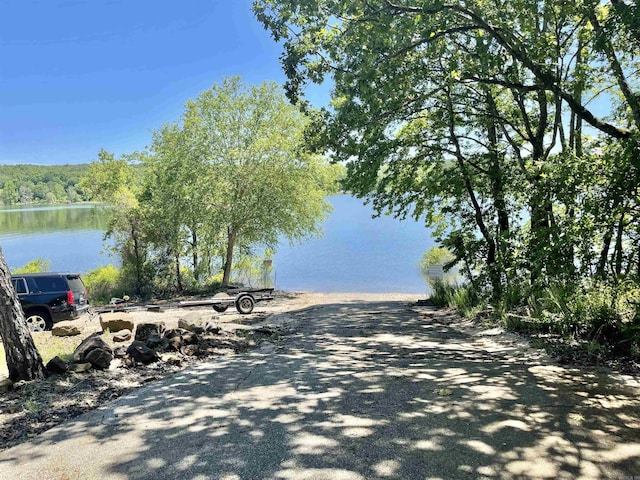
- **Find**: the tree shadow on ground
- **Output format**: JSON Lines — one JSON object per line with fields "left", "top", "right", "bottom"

{"left": 1, "top": 300, "right": 639, "bottom": 479}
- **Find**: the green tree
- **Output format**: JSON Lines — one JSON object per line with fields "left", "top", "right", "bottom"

{"left": 167, "top": 77, "right": 340, "bottom": 287}
{"left": 1, "top": 179, "right": 18, "bottom": 205}
{"left": 0, "top": 164, "right": 90, "bottom": 206}
{"left": 80, "top": 150, "right": 150, "bottom": 295}
{"left": 142, "top": 123, "right": 213, "bottom": 291}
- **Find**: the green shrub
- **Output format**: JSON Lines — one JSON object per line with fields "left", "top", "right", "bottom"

{"left": 427, "top": 279, "right": 483, "bottom": 317}
{"left": 178, "top": 266, "right": 198, "bottom": 294}
{"left": 450, "top": 285, "right": 483, "bottom": 318}
{"left": 429, "top": 279, "right": 455, "bottom": 307}
{"left": 205, "top": 272, "right": 224, "bottom": 290}
{"left": 534, "top": 282, "right": 640, "bottom": 357}
{"left": 420, "top": 246, "right": 458, "bottom": 289}
{"left": 12, "top": 258, "right": 51, "bottom": 273}
{"left": 83, "top": 265, "right": 123, "bottom": 304}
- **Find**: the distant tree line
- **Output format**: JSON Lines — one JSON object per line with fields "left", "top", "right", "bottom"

{"left": 0, "top": 164, "right": 90, "bottom": 206}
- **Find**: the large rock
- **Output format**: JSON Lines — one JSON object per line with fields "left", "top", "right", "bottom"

{"left": 52, "top": 321, "right": 82, "bottom": 337}
{"left": 0, "top": 377, "right": 13, "bottom": 393}
{"left": 126, "top": 341, "right": 159, "bottom": 364}
{"left": 45, "top": 356, "right": 68, "bottom": 374}
{"left": 100, "top": 312, "right": 134, "bottom": 333}
{"left": 135, "top": 322, "right": 165, "bottom": 342}
{"left": 163, "top": 328, "right": 187, "bottom": 339}
{"left": 73, "top": 333, "right": 114, "bottom": 369}
{"left": 166, "top": 335, "right": 183, "bottom": 351}
{"left": 181, "top": 344, "right": 199, "bottom": 356}
{"left": 162, "top": 328, "right": 200, "bottom": 351}
{"left": 73, "top": 333, "right": 112, "bottom": 361}
{"left": 85, "top": 348, "right": 113, "bottom": 370}
{"left": 178, "top": 318, "right": 205, "bottom": 334}
{"left": 182, "top": 332, "right": 199, "bottom": 345}
{"left": 113, "top": 329, "right": 132, "bottom": 342}
{"left": 145, "top": 334, "right": 167, "bottom": 350}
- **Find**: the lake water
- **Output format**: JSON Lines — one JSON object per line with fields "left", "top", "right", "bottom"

{"left": 0, "top": 196, "right": 434, "bottom": 294}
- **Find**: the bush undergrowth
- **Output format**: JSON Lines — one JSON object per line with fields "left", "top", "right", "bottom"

{"left": 434, "top": 278, "right": 640, "bottom": 361}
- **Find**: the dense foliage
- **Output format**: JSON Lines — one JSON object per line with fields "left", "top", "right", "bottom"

{"left": 11, "top": 258, "right": 51, "bottom": 274}
{"left": 254, "top": 0, "right": 640, "bottom": 355}
{"left": 82, "top": 265, "right": 122, "bottom": 304}
{"left": 0, "top": 164, "right": 90, "bottom": 206}
{"left": 80, "top": 78, "right": 342, "bottom": 296}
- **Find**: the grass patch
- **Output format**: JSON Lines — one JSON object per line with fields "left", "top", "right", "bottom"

{"left": 0, "top": 331, "right": 88, "bottom": 378}
{"left": 528, "top": 338, "right": 550, "bottom": 350}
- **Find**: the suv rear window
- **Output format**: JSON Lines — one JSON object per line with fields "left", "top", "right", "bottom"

{"left": 33, "top": 276, "right": 67, "bottom": 292}
{"left": 66, "top": 276, "right": 85, "bottom": 292}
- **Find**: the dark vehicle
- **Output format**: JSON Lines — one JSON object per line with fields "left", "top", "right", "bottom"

{"left": 10, "top": 273, "right": 90, "bottom": 331}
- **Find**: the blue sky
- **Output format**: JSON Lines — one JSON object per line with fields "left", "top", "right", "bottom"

{"left": 0, "top": 0, "right": 324, "bottom": 165}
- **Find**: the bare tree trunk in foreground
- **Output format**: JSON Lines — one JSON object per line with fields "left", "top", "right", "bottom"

{"left": 0, "top": 247, "right": 45, "bottom": 382}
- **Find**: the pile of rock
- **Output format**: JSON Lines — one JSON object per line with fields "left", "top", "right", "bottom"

{"left": 45, "top": 312, "right": 223, "bottom": 376}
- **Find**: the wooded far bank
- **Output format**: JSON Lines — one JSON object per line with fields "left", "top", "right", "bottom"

{"left": 0, "top": 164, "right": 90, "bottom": 207}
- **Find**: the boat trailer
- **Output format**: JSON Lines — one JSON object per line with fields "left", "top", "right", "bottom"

{"left": 90, "top": 287, "right": 275, "bottom": 316}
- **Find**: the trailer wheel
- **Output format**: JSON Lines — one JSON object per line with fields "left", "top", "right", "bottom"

{"left": 235, "top": 294, "right": 255, "bottom": 314}
{"left": 212, "top": 304, "right": 229, "bottom": 313}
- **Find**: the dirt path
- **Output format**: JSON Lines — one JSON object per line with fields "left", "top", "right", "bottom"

{"left": 1, "top": 292, "right": 639, "bottom": 479}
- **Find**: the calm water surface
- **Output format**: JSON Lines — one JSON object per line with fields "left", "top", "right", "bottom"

{"left": 0, "top": 196, "right": 434, "bottom": 293}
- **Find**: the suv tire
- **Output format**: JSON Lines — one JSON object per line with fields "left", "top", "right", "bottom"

{"left": 25, "top": 309, "right": 52, "bottom": 332}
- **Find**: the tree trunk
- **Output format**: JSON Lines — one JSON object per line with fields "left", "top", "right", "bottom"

{"left": 175, "top": 253, "right": 183, "bottom": 293}
{"left": 445, "top": 89, "right": 501, "bottom": 299}
{"left": 529, "top": 192, "right": 551, "bottom": 284}
{"left": 614, "top": 212, "right": 626, "bottom": 276}
{"left": 191, "top": 230, "right": 198, "bottom": 281}
{"left": 221, "top": 228, "right": 237, "bottom": 288}
{"left": 0, "top": 248, "right": 45, "bottom": 382}
{"left": 597, "top": 225, "right": 615, "bottom": 278}
{"left": 130, "top": 218, "right": 143, "bottom": 295}
{"left": 485, "top": 94, "right": 509, "bottom": 235}
{"left": 597, "top": 198, "right": 622, "bottom": 277}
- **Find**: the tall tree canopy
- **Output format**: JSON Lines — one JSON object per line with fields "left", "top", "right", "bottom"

{"left": 148, "top": 78, "right": 341, "bottom": 287}
{"left": 253, "top": 0, "right": 640, "bottom": 303}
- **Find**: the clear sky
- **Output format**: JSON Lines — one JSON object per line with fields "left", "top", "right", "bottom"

{"left": 0, "top": 0, "right": 322, "bottom": 166}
